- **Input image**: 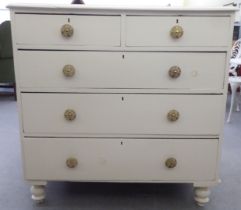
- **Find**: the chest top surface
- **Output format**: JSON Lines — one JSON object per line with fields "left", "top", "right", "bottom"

{"left": 7, "top": 3, "right": 237, "bottom": 14}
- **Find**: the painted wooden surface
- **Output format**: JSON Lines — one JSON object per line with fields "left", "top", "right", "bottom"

{"left": 126, "top": 16, "right": 231, "bottom": 47}
{"left": 17, "top": 51, "right": 226, "bottom": 91}
{"left": 8, "top": 5, "right": 235, "bottom": 204}
{"left": 21, "top": 93, "right": 223, "bottom": 135}
{"left": 15, "top": 14, "right": 121, "bottom": 46}
{"left": 7, "top": 3, "right": 237, "bottom": 13}
{"left": 23, "top": 138, "right": 218, "bottom": 181}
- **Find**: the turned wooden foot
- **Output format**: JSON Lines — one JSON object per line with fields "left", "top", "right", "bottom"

{"left": 30, "top": 185, "right": 46, "bottom": 204}
{"left": 194, "top": 187, "right": 210, "bottom": 206}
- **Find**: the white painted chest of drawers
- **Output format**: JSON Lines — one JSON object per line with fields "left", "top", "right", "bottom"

{"left": 8, "top": 4, "right": 235, "bottom": 206}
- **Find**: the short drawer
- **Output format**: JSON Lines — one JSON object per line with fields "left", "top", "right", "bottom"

{"left": 14, "top": 14, "right": 121, "bottom": 46}
{"left": 23, "top": 138, "right": 218, "bottom": 181}
{"left": 21, "top": 93, "right": 223, "bottom": 136}
{"left": 17, "top": 51, "right": 226, "bottom": 91}
{"left": 126, "top": 16, "right": 231, "bottom": 47}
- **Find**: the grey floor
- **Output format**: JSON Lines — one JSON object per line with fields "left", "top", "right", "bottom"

{"left": 0, "top": 94, "right": 241, "bottom": 210}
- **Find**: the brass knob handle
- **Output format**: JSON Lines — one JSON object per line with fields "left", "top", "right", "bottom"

{"left": 61, "top": 24, "right": 74, "bottom": 38}
{"left": 167, "top": 110, "right": 179, "bottom": 122}
{"left": 169, "top": 66, "right": 181, "bottom": 78}
{"left": 66, "top": 157, "right": 78, "bottom": 168}
{"left": 165, "top": 158, "right": 177, "bottom": 169}
{"left": 63, "top": 65, "right": 75, "bottom": 77}
{"left": 64, "top": 109, "right": 76, "bottom": 121}
{"left": 170, "top": 25, "right": 184, "bottom": 39}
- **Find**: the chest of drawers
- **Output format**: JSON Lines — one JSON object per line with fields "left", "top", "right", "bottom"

{"left": 8, "top": 4, "right": 235, "bottom": 206}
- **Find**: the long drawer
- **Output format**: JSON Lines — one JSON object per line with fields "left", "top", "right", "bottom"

{"left": 126, "top": 16, "right": 231, "bottom": 47}
{"left": 21, "top": 93, "right": 223, "bottom": 136}
{"left": 17, "top": 51, "right": 226, "bottom": 91}
{"left": 23, "top": 138, "right": 218, "bottom": 181}
{"left": 14, "top": 14, "right": 121, "bottom": 46}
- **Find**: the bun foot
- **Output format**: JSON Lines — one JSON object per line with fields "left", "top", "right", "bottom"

{"left": 30, "top": 185, "right": 46, "bottom": 204}
{"left": 194, "top": 187, "right": 210, "bottom": 206}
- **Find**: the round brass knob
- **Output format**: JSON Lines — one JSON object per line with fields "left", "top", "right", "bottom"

{"left": 64, "top": 109, "right": 76, "bottom": 121}
{"left": 61, "top": 24, "right": 74, "bottom": 38}
{"left": 170, "top": 25, "right": 184, "bottom": 39}
{"left": 169, "top": 66, "right": 181, "bottom": 78}
{"left": 66, "top": 157, "right": 78, "bottom": 168}
{"left": 167, "top": 110, "right": 180, "bottom": 122}
{"left": 165, "top": 157, "right": 177, "bottom": 169}
{"left": 63, "top": 65, "right": 75, "bottom": 77}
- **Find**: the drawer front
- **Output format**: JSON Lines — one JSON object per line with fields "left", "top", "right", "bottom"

{"left": 126, "top": 16, "right": 231, "bottom": 47}
{"left": 21, "top": 93, "right": 223, "bottom": 135}
{"left": 18, "top": 51, "right": 226, "bottom": 91}
{"left": 23, "top": 138, "right": 218, "bottom": 181}
{"left": 14, "top": 14, "right": 121, "bottom": 46}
